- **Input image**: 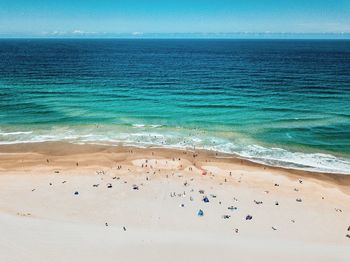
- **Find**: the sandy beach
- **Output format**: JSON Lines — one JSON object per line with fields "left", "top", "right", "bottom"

{"left": 0, "top": 142, "right": 349, "bottom": 262}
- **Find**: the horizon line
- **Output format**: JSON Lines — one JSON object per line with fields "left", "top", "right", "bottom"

{"left": 1, "top": 32, "right": 350, "bottom": 38}
{"left": 1, "top": 37, "right": 350, "bottom": 40}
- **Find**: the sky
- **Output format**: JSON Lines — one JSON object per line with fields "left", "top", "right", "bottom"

{"left": 0, "top": 0, "right": 350, "bottom": 38}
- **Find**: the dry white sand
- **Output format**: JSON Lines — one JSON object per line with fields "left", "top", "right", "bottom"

{"left": 0, "top": 142, "right": 349, "bottom": 262}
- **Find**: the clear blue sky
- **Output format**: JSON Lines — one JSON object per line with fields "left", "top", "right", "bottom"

{"left": 0, "top": 0, "right": 349, "bottom": 37}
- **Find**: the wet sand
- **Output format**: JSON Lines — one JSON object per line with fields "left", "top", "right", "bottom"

{"left": 0, "top": 142, "right": 349, "bottom": 262}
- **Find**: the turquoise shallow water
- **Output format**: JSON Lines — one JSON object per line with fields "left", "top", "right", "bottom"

{"left": 0, "top": 39, "right": 350, "bottom": 173}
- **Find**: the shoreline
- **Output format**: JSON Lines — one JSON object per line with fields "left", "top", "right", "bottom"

{"left": 1, "top": 127, "right": 349, "bottom": 175}
{"left": 1, "top": 141, "right": 349, "bottom": 190}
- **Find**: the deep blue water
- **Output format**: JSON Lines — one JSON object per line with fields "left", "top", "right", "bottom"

{"left": 0, "top": 39, "right": 350, "bottom": 173}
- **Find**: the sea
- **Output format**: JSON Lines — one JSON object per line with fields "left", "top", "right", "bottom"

{"left": 0, "top": 39, "right": 349, "bottom": 174}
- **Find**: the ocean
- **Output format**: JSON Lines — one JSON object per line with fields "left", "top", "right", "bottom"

{"left": 0, "top": 39, "right": 349, "bottom": 173}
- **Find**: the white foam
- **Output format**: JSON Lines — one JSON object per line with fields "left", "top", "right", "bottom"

{"left": 0, "top": 131, "right": 33, "bottom": 136}
{"left": 132, "top": 124, "right": 145, "bottom": 128}
{"left": 132, "top": 124, "right": 163, "bottom": 128}
{"left": 207, "top": 143, "right": 350, "bottom": 174}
